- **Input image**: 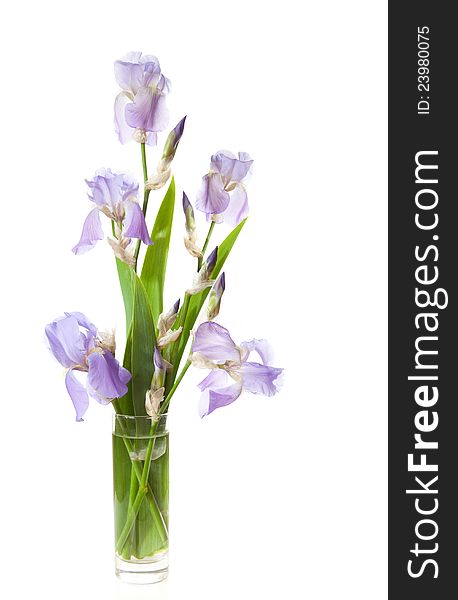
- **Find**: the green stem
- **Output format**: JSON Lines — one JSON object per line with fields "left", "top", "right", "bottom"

{"left": 165, "top": 292, "right": 190, "bottom": 394}
{"left": 161, "top": 360, "right": 191, "bottom": 414}
{"left": 113, "top": 418, "right": 168, "bottom": 554}
{"left": 133, "top": 143, "right": 151, "bottom": 269}
{"left": 115, "top": 362, "right": 191, "bottom": 554}
{"left": 116, "top": 429, "right": 167, "bottom": 554}
{"left": 198, "top": 221, "right": 216, "bottom": 270}
{"left": 121, "top": 463, "right": 139, "bottom": 559}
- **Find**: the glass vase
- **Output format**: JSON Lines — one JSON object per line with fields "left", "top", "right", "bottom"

{"left": 112, "top": 414, "right": 169, "bottom": 584}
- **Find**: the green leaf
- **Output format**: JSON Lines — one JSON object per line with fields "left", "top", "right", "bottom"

{"left": 116, "top": 259, "right": 134, "bottom": 334}
{"left": 141, "top": 178, "right": 176, "bottom": 325}
{"left": 171, "top": 217, "right": 247, "bottom": 375}
{"left": 116, "top": 271, "right": 156, "bottom": 416}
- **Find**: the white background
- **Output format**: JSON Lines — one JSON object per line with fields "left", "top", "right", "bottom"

{"left": 0, "top": 1, "right": 387, "bottom": 598}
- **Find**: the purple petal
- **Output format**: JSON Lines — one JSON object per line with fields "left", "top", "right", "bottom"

{"left": 86, "top": 169, "right": 138, "bottom": 208}
{"left": 64, "top": 312, "right": 98, "bottom": 338}
{"left": 86, "top": 350, "right": 130, "bottom": 401}
{"left": 211, "top": 150, "right": 253, "bottom": 182}
{"left": 241, "top": 362, "right": 283, "bottom": 396}
{"left": 114, "top": 92, "right": 135, "bottom": 144}
{"left": 72, "top": 208, "right": 104, "bottom": 254}
{"left": 123, "top": 200, "right": 153, "bottom": 245}
{"left": 197, "top": 370, "right": 242, "bottom": 417}
{"left": 65, "top": 370, "right": 90, "bottom": 421}
{"left": 45, "top": 315, "right": 86, "bottom": 368}
{"left": 146, "top": 132, "right": 158, "bottom": 146}
{"left": 153, "top": 346, "right": 171, "bottom": 372}
{"left": 239, "top": 338, "right": 273, "bottom": 365}
{"left": 196, "top": 173, "right": 230, "bottom": 215}
{"left": 221, "top": 184, "right": 249, "bottom": 227}
{"left": 114, "top": 53, "right": 163, "bottom": 94}
{"left": 125, "top": 86, "right": 169, "bottom": 135}
{"left": 232, "top": 152, "right": 253, "bottom": 181}
{"left": 192, "top": 322, "right": 240, "bottom": 363}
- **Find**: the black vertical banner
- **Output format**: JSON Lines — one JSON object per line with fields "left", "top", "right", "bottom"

{"left": 389, "top": 2, "right": 458, "bottom": 597}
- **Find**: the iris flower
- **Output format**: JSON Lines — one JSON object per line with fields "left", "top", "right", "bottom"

{"left": 196, "top": 150, "right": 253, "bottom": 226}
{"left": 114, "top": 52, "right": 170, "bottom": 145}
{"left": 190, "top": 322, "right": 283, "bottom": 417}
{"left": 45, "top": 312, "right": 131, "bottom": 421}
{"left": 72, "top": 168, "right": 152, "bottom": 265}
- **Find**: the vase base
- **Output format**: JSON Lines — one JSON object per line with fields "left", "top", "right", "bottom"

{"left": 115, "top": 551, "right": 168, "bottom": 584}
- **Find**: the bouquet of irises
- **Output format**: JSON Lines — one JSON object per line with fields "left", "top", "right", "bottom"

{"left": 45, "top": 52, "right": 283, "bottom": 582}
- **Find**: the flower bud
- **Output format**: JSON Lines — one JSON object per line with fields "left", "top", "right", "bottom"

{"left": 187, "top": 246, "right": 218, "bottom": 295}
{"left": 162, "top": 116, "right": 186, "bottom": 163}
{"left": 151, "top": 347, "right": 173, "bottom": 390}
{"left": 145, "top": 117, "right": 186, "bottom": 190}
{"left": 182, "top": 192, "right": 196, "bottom": 234}
{"left": 207, "top": 272, "right": 225, "bottom": 320}
{"left": 157, "top": 300, "right": 182, "bottom": 348}
{"left": 158, "top": 299, "right": 180, "bottom": 336}
{"left": 206, "top": 247, "right": 218, "bottom": 276}
{"left": 182, "top": 192, "right": 202, "bottom": 257}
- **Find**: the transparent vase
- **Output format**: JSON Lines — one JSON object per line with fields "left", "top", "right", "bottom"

{"left": 112, "top": 414, "right": 169, "bottom": 584}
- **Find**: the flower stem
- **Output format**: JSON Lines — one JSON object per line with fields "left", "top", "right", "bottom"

{"left": 161, "top": 360, "right": 191, "bottom": 414}
{"left": 115, "top": 363, "right": 191, "bottom": 554}
{"left": 198, "top": 221, "right": 215, "bottom": 270}
{"left": 133, "top": 143, "right": 151, "bottom": 269}
{"left": 115, "top": 431, "right": 168, "bottom": 555}
{"left": 116, "top": 425, "right": 166, "bottom": 554}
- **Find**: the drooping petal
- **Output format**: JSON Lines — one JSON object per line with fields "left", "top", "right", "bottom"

{"left": 123, "top": 200, "right": 153, "bottom": 245}
{"left": 196, "top": 173, "right": 230, "bottom": 215}
{"left": 241, "top": 362, "right": 283, "bottom": 396}
{"left": 72, "top": 208, "right": 104, "bottom": 255}
{"left": 220, "top": 184, "right": 249, "bottom": 227}
{"left": 197, "top": 368, "right": 230, "bottom": 391}
{"left": 65, "top": 370, "right": 90, "bottom": 421}
{"left": 192, "top": 321, "right": 240, "bottom": 363}
{"left": 86, "top": 350, "right": 130, "bottom": 401}
{"left": 114, "top": 92, "right": 135, "bottom": 144}
{"left": 45, "top": 315, "right": 86, "bottom": 368}
{"left": 125, "top": 86, "right": 169, "bottom": 135}
{"left": 197, "top": 370, "right": 242, "bottom": 417}
{"left": 239, "top": 338, "right": 273, "bottom": 365}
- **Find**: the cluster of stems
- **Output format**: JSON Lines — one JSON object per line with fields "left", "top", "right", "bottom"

{"left": 115, "top": 143, "right": 215, "bottom": 556}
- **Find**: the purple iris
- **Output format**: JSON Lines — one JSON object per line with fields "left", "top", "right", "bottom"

{"left": 190, "top": 322, "right": 283, "bottom": 417}
{"left": 196, "top": 151, "right": 253, "bottom": 226}
{"left": 72, "top": 168, "right": 152, "bottom": 258}
{"left": 114, "top": 52, "right": 170, "bottom": 146}
{"left": 45, "top": 312, "right": 131, "bottom": 421}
